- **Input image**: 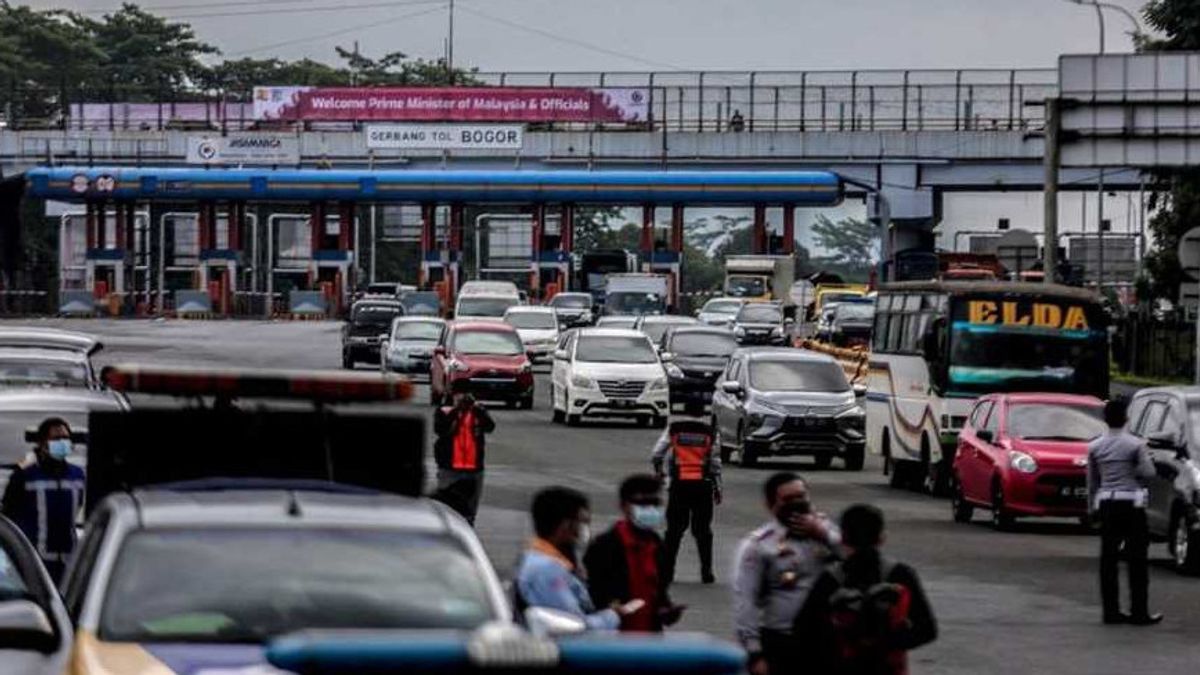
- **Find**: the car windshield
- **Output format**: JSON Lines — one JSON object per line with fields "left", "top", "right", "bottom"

{"left": 0, "top": 357, "right": 88, "bottom": 388}
{"left": 392, "top": 322, "right": 442, "bottom": 341}
{"left": 670, "top": 332, "right": 737, "bottom": 357}
{"left": 99, "top": 528, "right": 495, "bottom": 643}
{"left": 1007, "top": 403, "right": 1105, "bottom": 441}
{"left": 366, "top": 284, "right": 397, "bottom": 295}
{"left": 506, "top": 312, "right": 557, "bottom": 329}
{"left": 550, "top": 295, "right": 590, "bottom": 309}
{"left": 703, "top": 300, "right": 742, "bottom": 315}
{"left": 400, "top": 293, "right": 440, "bottom": 315}
{"left": 836, "top": 304, "right": 875, "bottom": 320}
{"left": 640, "top": 319, "right": 691, "bottom": 343}
{"left": 823, "top": 293, "right": 863, "bottom": 305}
{"left": 738, "top": 305, "right": 782, "bottom": 323}
{"left": 456, "top": 297, "right": 518, "bottom": 317}
{"left": 576, "top": 335, "right": 658, "bottom": 363}
{"left": 607, "top": 292, "right": 664, "bottom": 315}
{"left": 727, "top": 276, "right": 766, "bottom": 297}
{"left": 352, "top": 305, "right": 402, "bottom": 328}
{"left": 749, "top": 359, "right": 849, "bottom": 392}
{"left": 454, "top": 330, "right": 524, "bottom": 355}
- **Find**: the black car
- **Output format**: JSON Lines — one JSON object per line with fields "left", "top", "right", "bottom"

{"left": 829, "top": 301, "right": 875, "bottom": 346}
{"left": 661, "top": 326, "right": 738, "bottom": 410}
{"left": 711, "top": 348, "right": 866, "bottom": 470}
{"left": 342, "top": 299, "right": 405, "bottom": 368}
{"left": 548, "top": 292, "right": 596, "bottom": 328}
{"left": 732, "top": 303, "right": 790, "bottom": 346}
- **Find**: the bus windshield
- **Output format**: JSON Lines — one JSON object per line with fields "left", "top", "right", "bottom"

{"left": 947, "top": 296, "right": 1108, "bottom": 396}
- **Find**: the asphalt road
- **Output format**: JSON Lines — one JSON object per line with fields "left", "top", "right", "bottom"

{"left": 8, "top": 318, "right": 1200, "bottom": 675}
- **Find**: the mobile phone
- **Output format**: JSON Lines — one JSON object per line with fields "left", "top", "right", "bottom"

{"left": 620, "top": 599, "right": 647, "bottom": 615}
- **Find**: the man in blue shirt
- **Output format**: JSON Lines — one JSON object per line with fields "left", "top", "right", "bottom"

{"left": 515, "top": 487, "right": 628, "bottom": 630}
{"left": 1, "top": 417, "right": 85, "bottom": 582}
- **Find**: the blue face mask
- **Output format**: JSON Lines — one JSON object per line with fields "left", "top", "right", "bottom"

{"left": 46, "top": 439, "right": 72, "bottom": 460}
{"left": 630, "top": 505, "right": 665, "bottom": 531}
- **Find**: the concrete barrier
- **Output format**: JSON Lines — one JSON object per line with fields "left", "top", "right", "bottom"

{"left": 288, "top": 291, "right": 328, "bottom": 317}
{"left": 175, "top": 290, "right": 213, "bottom": 317}
{"left": 58, "top": 290, "right": 96, "bottom": 317}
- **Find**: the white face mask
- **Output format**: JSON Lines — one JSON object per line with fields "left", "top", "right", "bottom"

{"left": 630, "top": 505, "right": 666, "bottom": 531}
{"left": 577, "top": 524, "right": 591, "bottom": 547}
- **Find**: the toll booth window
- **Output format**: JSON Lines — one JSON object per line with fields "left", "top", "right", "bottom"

{"left": 99, "top": 529, "right": 496, "bottom": 642}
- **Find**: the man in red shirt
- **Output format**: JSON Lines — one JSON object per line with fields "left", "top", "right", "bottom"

{"left": 433, "top": 388, "right": 495, "bottom": 525}
{"left": 583, "top": 474, "right": 686, "bottom": 632}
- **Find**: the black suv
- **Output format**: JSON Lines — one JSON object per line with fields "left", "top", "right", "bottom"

{"left": 732, "top": 303, "right": 791, "bottom": 346}
{"left": 1126, "top": 387, "right": 1200, "bottom": 573}
{"left": 711, "top": 348, "right": 866, "bottom": 470}
{"left": 342, "top": 299, "right": 404, "bottom": 368}
{"left": 661, "top": 326, "right": 738, "bottom": 410}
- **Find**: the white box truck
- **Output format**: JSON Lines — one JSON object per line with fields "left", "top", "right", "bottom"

{"left": 724, "top": 255, "right": 796, "bottom": 311}
{"left": 604, "top": 273, "right": 670, "bottom": 316}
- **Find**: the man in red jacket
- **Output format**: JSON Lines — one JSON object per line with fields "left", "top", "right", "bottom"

{"left": 583, "top": 474, "right": 686, "bottom": 632}
{"left": 433, "top": 388, "right": 495, "bottom": 525}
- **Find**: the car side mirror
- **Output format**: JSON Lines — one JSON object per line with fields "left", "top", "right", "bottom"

{"left": 523, "top": 606, "right": 587, "bottom": 638}
{"left": 721, "top": 380, "right": 743, "bottom": 397}
{"left": 434, "top": 345, "right": 447, "bottom": 357}
{"left": 0, "top": 599, "right": 57, "bottom": 653}
{"left": 976, "top": 429, "right": 994, "bottom": 444}
{"left": 852, "top": 383, "right": 867, "bottom": 397}
{"left": 553, "top": 349, "right": 568, "bottom": 361}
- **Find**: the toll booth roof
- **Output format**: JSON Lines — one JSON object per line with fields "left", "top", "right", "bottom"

{"left": 26, "top": 167, "right": 843, "bottom": 206}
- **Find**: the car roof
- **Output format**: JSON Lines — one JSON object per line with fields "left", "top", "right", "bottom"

{"left": 552, "top": 292, "right": 591, "bottom": 299}
{"left": 0, "top": 347, "right": 88, "bottom": 364}
{"left": 126, "top": 488, "right": 453, "bottom": 532}
{"left": 394, "top": 316, "right": 444, "bottom": 324}
{"left": 993, "top": 392, "right": 1104, "bottom": 406}
{"left": 451, "top": 320, "right": 518, "bottom": 332}
{"left": 641, "top": 315, "right": 694, "bottom": 323}
{"left": 1134, "top": 386, "right": 1200, "bottom": 401}
{"left": 353, "top": 299, "right": 403, "bottom": 309}
{"left": 667, "top": 325, "right": 735, "bottom": 336}
{"left": 0, "top": 328, "right": 101, "bottom": 355}
{"left": 504, "top": 306, "right": 555, "bottom": 314}
{"left": 578, "top": 327, "right": 647, "bottom": 338}
{"left": 737, "top": 347, "right": 835, "bottom": 363}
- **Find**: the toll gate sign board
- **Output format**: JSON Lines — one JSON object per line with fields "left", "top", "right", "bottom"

{"left": 365, "top": 124, "right": 523, "bottom": 150}
{"left": 253, "top": 86, "right": 649, "bottom": 123}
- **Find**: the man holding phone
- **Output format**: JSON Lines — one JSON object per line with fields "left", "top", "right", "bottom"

{"left": 732, "top": 472, "right": 841, "bottom": 675}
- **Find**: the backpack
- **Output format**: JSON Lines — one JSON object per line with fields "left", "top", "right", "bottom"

{"left": 826, "top": 560, "right": 912, "bottom": 674}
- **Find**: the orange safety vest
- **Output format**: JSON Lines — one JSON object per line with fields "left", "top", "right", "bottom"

{"left": 671, "top": 430, "right": 713, "bottom": 482}
{"left": 452, "top": 409, "right": 480, "bottom": 470}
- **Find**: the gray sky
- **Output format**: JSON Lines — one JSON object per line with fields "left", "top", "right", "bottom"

{"left": 32, "top": 0, "right": 1148, "bottom": 72}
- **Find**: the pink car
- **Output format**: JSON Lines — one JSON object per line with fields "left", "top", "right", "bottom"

{"left": 951, "top": 393, "right": 1106, "bottom": 530}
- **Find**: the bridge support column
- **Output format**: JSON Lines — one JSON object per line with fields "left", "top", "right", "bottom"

{"left": 559, "top": 203, "right": 576, "bottom": 292}
{"left": 640, "top": 204, "right": 655, "bottom": 262}
{"left": 782, "top": 205, "right": 795, "bottom": 254}
{"left": 419, "top": 202, "right": 435, "bottom": 289}
{"left": 752, "top": 204, "right": 767, "bottom": 255}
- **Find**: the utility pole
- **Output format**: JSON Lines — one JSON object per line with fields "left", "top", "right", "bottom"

{"left": 1043, "top": 98, "right": 1061, "bottom": 284}
{"left": 447, "top": 0, "right": 455, "bottom": 83}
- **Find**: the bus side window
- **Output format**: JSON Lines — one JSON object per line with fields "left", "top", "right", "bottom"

{"left": 886, "top": 295, "right": 906, "bottom": 352}
{"left": 873, "top": 310, "right": 890, "bottom": 352}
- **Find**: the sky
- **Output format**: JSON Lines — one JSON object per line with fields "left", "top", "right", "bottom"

{"left": 29, "top": 0, "right": 1148, "bottom": 72}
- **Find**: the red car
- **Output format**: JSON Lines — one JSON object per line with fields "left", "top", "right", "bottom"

{"left": 430, "top": 321, "right": 534, "bottom": 408}
{"left": 951, "top": 393, "right": 1106, "bottom": 529}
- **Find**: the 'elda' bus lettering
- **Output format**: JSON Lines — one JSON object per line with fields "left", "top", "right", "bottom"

{"left": 967, "top": 300, "right": 1089, "bottom": 330}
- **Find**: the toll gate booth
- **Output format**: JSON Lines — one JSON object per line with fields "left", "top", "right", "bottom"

{"left": 59, "top": 206, "right": 151, "bottom": 313}
{"left": 267, "top": 205, "right": 357, "bottom": 315}
{"left": 159, "top": 207, "right": 257, "bottom": 314}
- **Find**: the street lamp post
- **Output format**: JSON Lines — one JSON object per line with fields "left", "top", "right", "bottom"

{"left": 1067, "top": 0, "right": 1145, "bottom": 52}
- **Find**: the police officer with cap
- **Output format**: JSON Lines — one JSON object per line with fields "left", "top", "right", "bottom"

{"left": 1087, "top": 397, "right": 1162, "bottom": 626}
{"left": 652, "top": 403, "right": 721, "bottom": 585}
{"left": 732, "top": 471, "right": 840, "bottom": 675}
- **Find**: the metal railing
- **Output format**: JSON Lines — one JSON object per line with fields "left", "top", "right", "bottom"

{"left": 0, "top": 68, "right": 1056, "bottom": 133}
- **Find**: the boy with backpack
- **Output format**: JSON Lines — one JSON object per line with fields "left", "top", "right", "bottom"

{"left": 793, "top": 504, "right": 937, "bottom": 675}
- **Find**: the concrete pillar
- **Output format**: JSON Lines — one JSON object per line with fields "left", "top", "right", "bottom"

{"left": 641, "top": 204, "right": 655, "bottom": 260}
{"left": 753, "top": 204, "right": 767, "bottom": 254}
{"left": 670, "top": 204, "right": 685, "bottom": 253}
{"left": 782, "top": 205, "right": 796, "bottom": 254}
{"left": 85, "top": 202, "right": 98, "bottom": 250}
{"left": 311, "top": 202, "right": 326, "bottom": 253}
{"left": 337, "top": 201, "right": 354, "bottom": 251}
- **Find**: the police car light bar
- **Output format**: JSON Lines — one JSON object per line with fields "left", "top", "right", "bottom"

{"left": 101, "top": 364, "right": 413, "bottom": 403}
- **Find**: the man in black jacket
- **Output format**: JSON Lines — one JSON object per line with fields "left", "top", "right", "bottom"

{"left": 793, "top": 503, "right": 937, "bottom": 675}
{"left": 433, "top": 388, "right": 495, "bottom": 525}
{"left": 583, "top": 474, "right": 685, "bottom": 632}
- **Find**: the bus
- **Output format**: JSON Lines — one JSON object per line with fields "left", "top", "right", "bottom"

{"left": 865, "top": 281, "right": 1109, "bottom": 493}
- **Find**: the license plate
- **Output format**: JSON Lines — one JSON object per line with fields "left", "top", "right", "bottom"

{"left": 612, "top": 399, "right": 634, "bottom": 408}
{"left": 1060, "top": 486, "right": 1088, "bottom": 498}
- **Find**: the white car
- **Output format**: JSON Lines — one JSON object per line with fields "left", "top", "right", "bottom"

{"left": 504, "top": 306, "right": 560, "bottom": 361}
{"left": 549, "top": 328, "right": 669, "bottom": 428}
{"left": 454, "top": 293, "right": 521, "bottom": 321}
{"left": 696, "top": 297, "right": 746, "bottom": 327}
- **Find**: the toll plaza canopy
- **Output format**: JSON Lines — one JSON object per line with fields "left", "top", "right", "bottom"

{"left": 25, "top": 166, "right": 843, "bottom": 206}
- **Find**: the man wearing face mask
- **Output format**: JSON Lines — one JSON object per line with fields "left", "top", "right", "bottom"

{"left": 515, "top": 487, "right": 631, "bottom": 630}
{"left": 732, "top": 471, "right": 840, "bottom": 675}
{"left": 584, "top": 474, "right": 686, "bottom": 632}
{"left": 1, "top": 417, "right": 85, "bottom": 582}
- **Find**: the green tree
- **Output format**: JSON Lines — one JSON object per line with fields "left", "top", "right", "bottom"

{"left": 811, "top": 215, "right": 879, "bottom": 267}
{"left": 334, "top": 45, "right": 477, "bottom": 86}
{"left": 202, "top": 58, "right": 350, "bottom": 98}
{"left": 1137, "top": 1, "right": 1200, "bottom": 302}
{"left": 90, "top": 4, "right": 217, "bottom": 100}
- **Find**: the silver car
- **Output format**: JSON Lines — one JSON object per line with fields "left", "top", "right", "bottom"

{"left": 381, "top": 317, "right": 447, "bottom": 376}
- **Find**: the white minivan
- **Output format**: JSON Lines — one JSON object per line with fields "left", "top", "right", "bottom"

{"left": 549, "top": 327, "right": 669, "bottom": 427}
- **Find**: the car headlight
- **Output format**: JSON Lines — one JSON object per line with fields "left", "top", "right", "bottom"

{"left": 771, "top": 326, "right": 783, "bottom": 336}
{"left": 748, "top": 412, "right": 766, "bottom": 429}
{"left": 571, "top": 373, "right": 595, "bottom": 389}
{"left": 734, "top": 327, "right": 746, "bottom": 337}
{"left": 649, "top": 377, "right": 668, "bottom": 391}
{"left": 665, "top": 364, "right": 685, "bottom": 379}
{"left": 1009, "top": 451, "right": 1038, "bottom": 474}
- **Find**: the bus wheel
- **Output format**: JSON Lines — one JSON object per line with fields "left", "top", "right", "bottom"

{"left": 883, "top": 432, "right": 905, "bottom": 488}
{"left": 920, "top": 436, "right": 948, "bottom": 496}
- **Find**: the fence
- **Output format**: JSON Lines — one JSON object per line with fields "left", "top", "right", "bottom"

{"left": 1114, "top": 316, "right": 1195, "bottom": 381}
{"left": 0, "top": 68, "right": 1056, "bottom": 133}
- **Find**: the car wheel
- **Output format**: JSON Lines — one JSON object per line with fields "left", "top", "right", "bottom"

{"left": 1170, "top": 508, "right": 1200, "bottom": 574}
{"left": 342, "top": 353, "right": 354, "bottom": 369}
{"left": 520, "top": 395, "right": 534, "bottom": 410}
{"left": 951, "top": 474, "right": 974, "bottom": 523}
{"left": 738, "top": 426, "right": 759, "bottom": 468}
{"left": 991, "top": 480, "right": 1014, "bottom": 531}
{"left": 813, "top": 453, "right": 833, "bottom": 470}
{"left": 844, "top": 445, "right": 865, "bottom": 471}
{"left": 566, "top": 398, "right": 582, "bottom": 427}
{"left": 550, "top": 386, "right": 565, "bottom": 424}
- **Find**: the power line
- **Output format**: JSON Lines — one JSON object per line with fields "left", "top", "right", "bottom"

{"left": 225, "top": 4, "right": 444, "bottom": 58}
{"left": 458, "top": 5, "right": 683, "bottom": 71}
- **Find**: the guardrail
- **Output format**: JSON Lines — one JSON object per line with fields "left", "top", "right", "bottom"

{"left": 0, "top": 68, "right": 1055, "bottom": 134}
